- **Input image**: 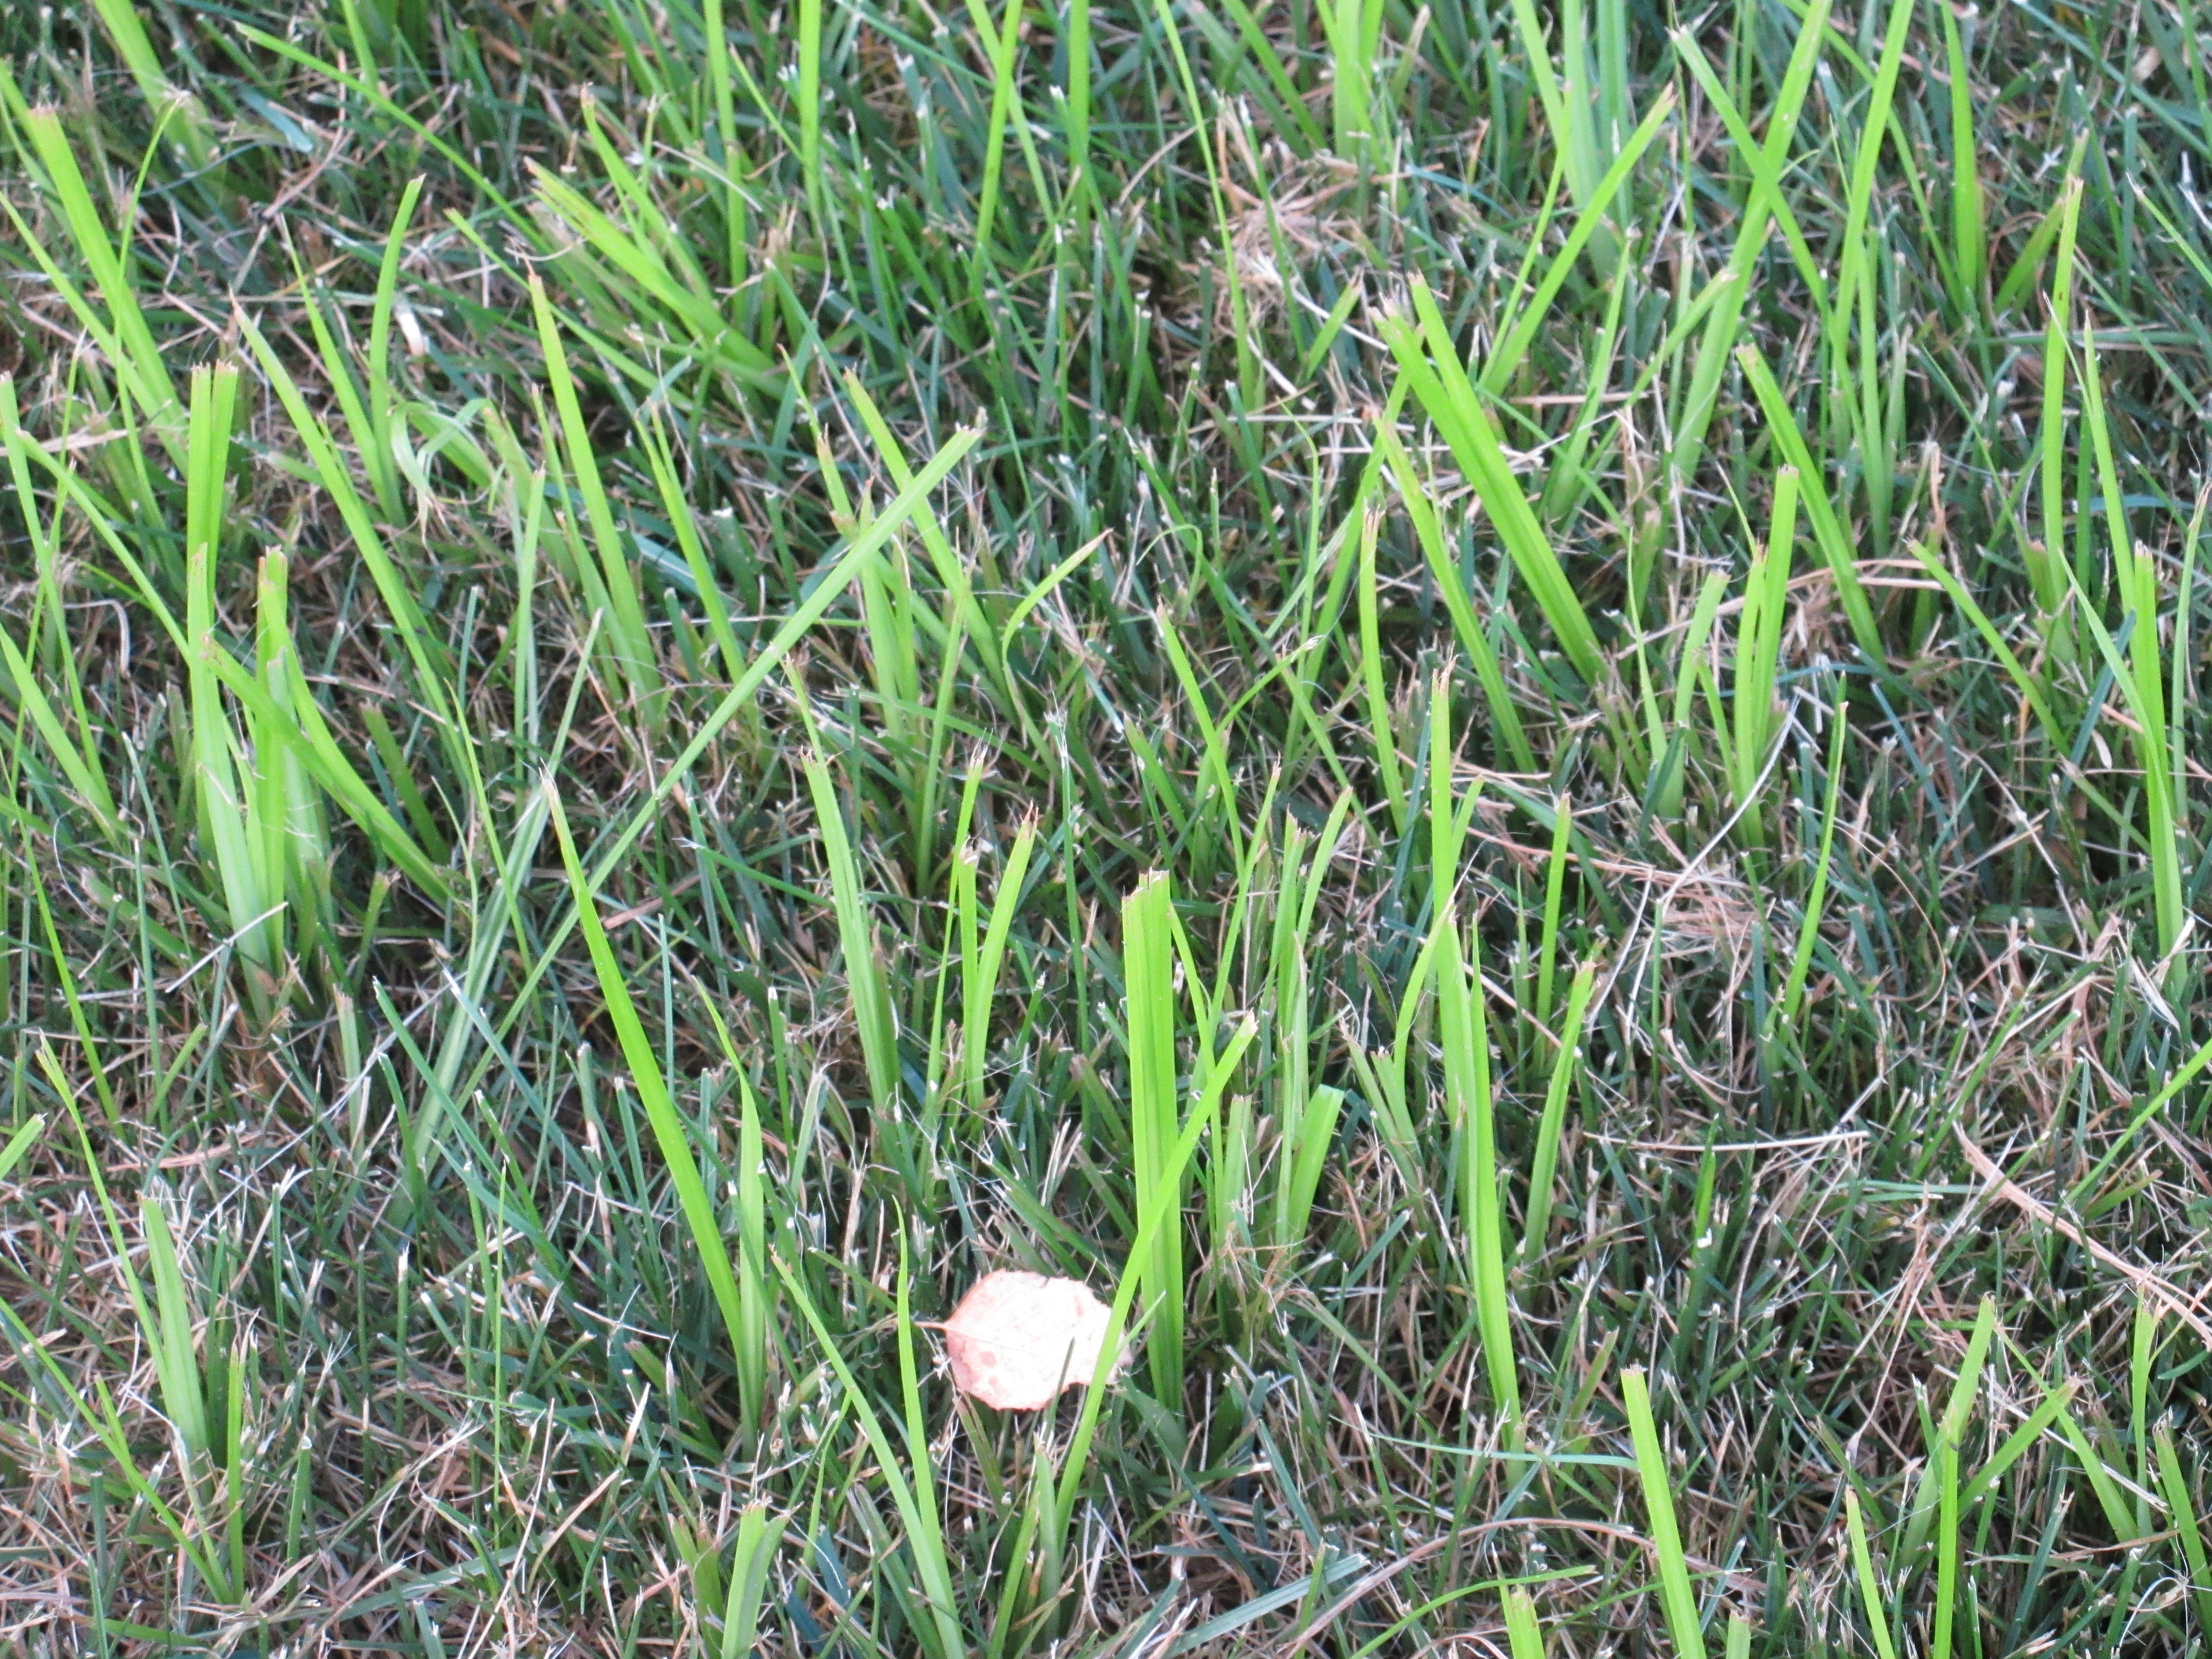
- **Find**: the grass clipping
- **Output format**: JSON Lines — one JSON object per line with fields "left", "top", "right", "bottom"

{"left": 943, "top": 1271, "right": 1121, "bottom": 1410}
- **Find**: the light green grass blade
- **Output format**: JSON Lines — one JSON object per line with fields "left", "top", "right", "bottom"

{"left": 2155, "top": 1424, "right": 2212, "bottom": 1635}
{"left": 1844, "top": 1487, "right": 1900, "bottom": 1659}
{"left": 1375, "top": 419, "right": 1536, "bottom": 769}
{"left": 719, "top": 1505, "right": 788, "bottom": 1659}
{"left": 1938, "top": 0, "right": 1986, "bottom": 307}
{"left": 1958, "top": 1379, "right": 2075, "bottom": 1511}
{"left": 1535, "top": 796, "right": 1572, "bottom": 1025}
{"left": 528, "top": 271, "right": 663, "bottom": 729}
{"left": 364, "top": 175, "right": 426, "bottom": 519}
{"left": 1728, "top": 466, "right": 1797, "bottom": 846}
{"left": 1049, "top": 1019, "right": 1250, "bottom": 1542}
{"left": 544, "top": 777, "right": 750, "bottom": 1383}
{"left": 773, "top": 1252, "right": 966, "bottom": 1659}
{"left": 0, "top": 1115, "right": 43, "bottom": 1184}
{"left": 197, "top": 633, "right": 449, "bottom": 904}
{"left": 2032, "top": 166, "right": 2087, "bottom": 625}
{"left": 1386, "top": 288, "right": 1603, "bottom": 686}
{"left": 1436, "top": 897, "right": 1520, "bottom": 1434}
{"left": 1669, "top": 0, "right": 1830, "bottom": 486}
{"left": 1777, "top": 694, "right": 1850, "bottom": 1031}
{"left": 1521, "top": 961, "right": 1595, "bottom": 1265}
{"left": 1734, "top": 346, "right": 1882, "bottom": 662}
{"left": 17, "top": 109, "right": 185, "bottom": 457}
{"left": 180, "top": 365, "right": 282, "bottom": 1005}
{"left": 805, "top": 754, "right": 902, "bottom": 1121}
{"left": 140, "top": 1190, "right": 210, "bottom": 1463}
{"left": 963, "top": 821, "right": 1037, "bottom": 1117}
{"left": 0, "top": 625, "right": 122, "bottom": 845}
{"left": 87, "top": 0, "right": 213, "bottom": 168}
{"left": 1831, "top": 0, "right": 1919, "bottom": 333}
{"left": 1480, "top": 88, "right": 1679, "bottom": 390}
{"left": 1124, "top": 870, "right": 1185, "bottom": 1406}
{"left": 1909, "top": 541, "right": 2063, "bottom": 748}
{"left": 1623, "top": 1368, "right": 1707, "bottom": 1659}
{"left": 237, "top": 311, "right": 457, "bottom": 734}
{"left": 1503, "top": 1584, "right": 1547, "bottom": 1659}
{"left": 1353, "top": 503, "right": 1409, "bottom": 826}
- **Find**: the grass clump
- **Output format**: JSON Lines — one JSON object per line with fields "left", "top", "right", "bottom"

{"left": 3, "top": 0, "right": 2212, "bottom": 1654}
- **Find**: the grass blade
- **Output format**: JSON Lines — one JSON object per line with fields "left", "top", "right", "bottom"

{"left": 1386, "top": 284, "right": 1603, "bottom": 686}
{"left": 1735, "top": 346, "right": 1882, "bottom": 662}
{"left": 17, "top": 109, "right": 184, "bottom": 457}
{"left": 1124, "top": 870, "right": 1186, "bottom": 1407}
{"left": 1938, "top": 0, "right": 1986, "bottom": 308}
{"left": 2156, "top": 1424, "right": 2212, "bottom": 1635}
{"left": 805, "top": 755, "right": 903, "bottom": 1121}
{"left": 1437, "top": 898, "right": 1520, "bottom": 1434}
{"left": 544, "top": 777, "right": 750, "bottom": 1384}
{"left": 1727, "top": 466, "right": 1797, "bottom": 847}
{"left": 1375, "top": 419, "right": 1536, "bottom": 768}
{"left": 1520, "top": 960, "right": 1595, "bottom": 1265}
{"left": 1623, "top": 1367, "right": 1707, "bottom": 1659}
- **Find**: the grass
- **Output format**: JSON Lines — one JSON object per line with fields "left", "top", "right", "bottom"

{"left": 2, "top": 0, "right": 2212, "bottom": 1654}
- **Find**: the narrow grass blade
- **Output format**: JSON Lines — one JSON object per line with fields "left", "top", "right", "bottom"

{"left": 137, "top": 1191, "right": 206, "bottom": 1462}
{"left": 1386, "top": 287, "right": 1603, "bottom": 685}
{"left": 773, "top": 1253, "right": 965, "bottom": 1659}
{"left": 181, "top": 366, "right": 281, "bottom": 1005}
{"left": 2156, "top": 1424, "right": 2212, "bottom": 1634}
{"left": 1437, "top": 901, "right": 1519, "bottom": 1434}
{"left": 1667, "top": 33, "right": 1827, "bottom": 320}
{"left": 1930, "top": 1299, "right": 1996, "bottom": 1659}
{"left": 2074, "top": 330, "right": 2186, "bottom": 964}
{"left": 1776, "top": 695, "right": 1849, "bottom": 1032}
{"left": 1375, "top": 420, "right": 1535, "bottom": 768}
{"left": 1938, "top": 0, "right": 1986, "bottom": 308}
{"left": 804, "top": 756, "right": 902, "bottom": 1118}
{"left": 1959, "top": 1379, "right": 2076, "bottom": 1511}
{"left": 1354, "top": 504, "right": 1408, "bottom": 827}
{"left": 1049, "top": 1020, "right": 1250, "bottom": 1538}
{"left": 529, "top": 272, "right": 662, "bottom": 729}
{"left": 365, "top": 176, "right": 426, "bottom": 519}
{"left": 0, "top": 1115, "right": 42, "bottom": 1183}
{"left": 544, "top": 777, "right": 750, "bottom": 1382}
{"left": 1536, "top": 798, "right": 1572, "bottom": 1025}
{"left": 199, "top": 613, "right": 449, "bottom": 904}
{"left": 237, "top": 311, "right": 457, "bottom": 732}
{"left": 1844, "top": 1488, "right": 1899, "bottom": 1659}
{"left": 1623, "top": 1368, "right": 1706, "bottom": 1659}
{"left": 2055, "top": 1402, "right": 2141, "bottom": 1541}
{"left": 18, "top": 110, "right": 184, "bottom": 456}
{"left": 719, "top": 1504, "right": 789, "bottom": 1659}
{"left": 1503, "top": 1584, "right": 1547, "bottom": 1659}
{"left": 1124, "top": 870, "right": 1185, "bottom": 1406}
{"left": 1521, "top": 961, "right": 1594, "bottom": 1265}
{"left": 963, "top": 0, "right": 1027, "bottom": 277}
{"left": 1831, "top": 0, "right": 1919, "bottom": 333}
{"left": 962, "top": 820, "right": 1037, "bottom": 1116}
{"left": 87, "top": 0, "right": 213, "bottom": 169}
{"left": 2032, "top": 168, "right": 2087, "bottom": 625}
{"left": 1728, "top": 467, "right": 1797, "bottom": 846}
{"left": 0, "top": 625, "right": 122, "bottom": 845}
{"left": 485, "top": 425, "right": 981, "bottom": 1048}
{"left": 1735, "top": 347, "right": 1882, "bottom": 661}
{"left": 639, "top": 414, "right": 745, "bottom": 679}
{"left": 1479, "top": 93, "right": 1678, "bottom": 380}
{"left": 1668, "top": 0, "right": 1829, "bottom": 487}
{"left": 1908, "top": 542, "right": 2062, "bottom": 748}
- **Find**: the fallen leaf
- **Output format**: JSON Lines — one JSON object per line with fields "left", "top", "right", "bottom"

{"left": 941, "top": 1270, "right": 1119, "bottom": 1411}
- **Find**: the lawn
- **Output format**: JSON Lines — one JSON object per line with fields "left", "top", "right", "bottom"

{"left": 2, "top": 0, "right": 2212, "bottom": 1653}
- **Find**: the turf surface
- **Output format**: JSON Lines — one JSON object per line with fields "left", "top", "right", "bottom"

{"left": 4, "top": 0, "right": 2212, "bottom": 1653}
